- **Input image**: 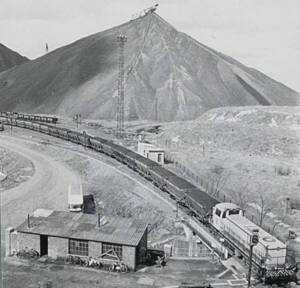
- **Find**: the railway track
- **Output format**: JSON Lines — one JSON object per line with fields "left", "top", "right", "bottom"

{"left": 0, "top": 116, "right": 218, "bottom": 213}
{"left": 0, "top": 116, "right": 224, "bottom": 250}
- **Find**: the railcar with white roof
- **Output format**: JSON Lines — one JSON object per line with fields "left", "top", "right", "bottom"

{"left": 212, "top": 203, "right": 287, "bottom": 268}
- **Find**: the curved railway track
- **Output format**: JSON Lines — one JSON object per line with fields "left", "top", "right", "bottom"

{"left": 0, "top": 116, "right": 218, "bottom": 219}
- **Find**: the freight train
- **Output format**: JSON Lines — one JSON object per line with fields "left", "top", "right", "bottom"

{"left": 0, "top": 117, "right": 217, "bottom": 216}
{"left": 0, "top": 112, "right": 58, "bottom": 124}
{"left": 0, "top": 116, "right": 297, "bottom": 284}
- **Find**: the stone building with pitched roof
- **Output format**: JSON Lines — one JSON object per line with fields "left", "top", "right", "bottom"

{"left": 9, "top": 209, "right": 148, "bottom": 270}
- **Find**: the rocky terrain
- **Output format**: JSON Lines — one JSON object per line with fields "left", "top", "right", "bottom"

{"left": 0, "top": 13, "right": 299, "bottom": 121}
{"left": 0, "top": 43, "right": 28, "bottom": 73}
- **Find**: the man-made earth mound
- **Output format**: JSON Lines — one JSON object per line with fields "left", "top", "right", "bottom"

{"left": 0, "top": 13, "right": 299, "bottom": 121}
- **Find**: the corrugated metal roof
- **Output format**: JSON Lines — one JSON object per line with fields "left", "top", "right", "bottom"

{"left": 17, "top": 210, "right": 148, "bottom": 246}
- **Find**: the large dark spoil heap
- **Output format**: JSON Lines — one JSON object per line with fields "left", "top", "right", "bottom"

{"left": 0, "top": 13, "right": 299, "bottom": 120}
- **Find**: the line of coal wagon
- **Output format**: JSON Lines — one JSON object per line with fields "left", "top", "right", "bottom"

{"left": 0, "top": 117, "right": 217, "bottom": 218}
{"left": 0, "top": 111, "right": 58, "bottom": 124}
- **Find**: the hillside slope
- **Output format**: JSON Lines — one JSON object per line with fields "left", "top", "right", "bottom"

{"left": 140, "top": 106, "right": 300, "bottom": 237}
{"left": 0, "top": 13, "right": 299, "bottom": 121}
{"left": 152, "top": 105, "right": 300, "bottom": 198}
{"left": 0, "top": 44, "right": 28, "bottom": 73}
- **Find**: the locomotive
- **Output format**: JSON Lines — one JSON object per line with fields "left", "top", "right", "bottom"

{"left": 211, "top": 203, "right": 298, "bottom": 284}
{"left": 212, "top": 203, "right": 286, "bottom": 268}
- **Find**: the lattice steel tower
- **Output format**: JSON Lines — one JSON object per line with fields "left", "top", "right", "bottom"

{"left": 116, "top": 34, "right": 127, "bottom": 138}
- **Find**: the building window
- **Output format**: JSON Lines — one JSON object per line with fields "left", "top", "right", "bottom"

{"left": 68, "top": 239, "right": 88, "bottom": 256}
{"left": 215, "top": 209, "right": 221, "bottom": 217}
{"left": 102, "top": 242, "right": 123, "bottom": 260}
{"left": 229, "top": 209, "right": 240, "bottom": 216}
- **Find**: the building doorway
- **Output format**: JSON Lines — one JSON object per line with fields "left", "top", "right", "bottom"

{"left": 40, "top": 235, "right": 48, "bottom": 256}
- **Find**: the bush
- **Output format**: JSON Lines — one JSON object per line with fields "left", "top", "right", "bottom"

{"left": 290, "top": 198, "right": 300, "bottom": 210}
{"left": 275, "top": 166, "right": 291, "bottom": 176}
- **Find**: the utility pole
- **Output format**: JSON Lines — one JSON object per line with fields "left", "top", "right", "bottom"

{"left": 248, "top": 229, "right": 259, "bottom": 288}
{"left": 286, "top": 197, "right": 290, "bottom": 214}
{"left": 116, "top": 35, "right": 127, "bottom": 138}
{"left": 248, "top": 245, "right": 254, "bottom": 287}
{"left": 155, "top": 98, "right": 158, "bottom": 122}
{"left": 10, "top": 118, "right": 13, "bottom": 135}
{"left": 97, "top": 201, "right": 104, "bottom": 228}
{"left": 74, "top": 114, "right": 81, "bottom": 129}
{"left": 27, "top": 214, "right": 30, "bottom": 228}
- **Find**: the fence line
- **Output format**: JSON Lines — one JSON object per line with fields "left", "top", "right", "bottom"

{"left": 164, "top": 151, "right": 232, "bottom": 203}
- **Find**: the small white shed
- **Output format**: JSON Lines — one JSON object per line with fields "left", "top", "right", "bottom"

{"left": 138, "top": 142, "right": 164, "bottom": 165}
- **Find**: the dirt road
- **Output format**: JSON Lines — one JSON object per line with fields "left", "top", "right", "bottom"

{"left": 0, "top": 133, "right": 177, "bottom": 246}
{"left": 0, "top": 133, "right": 231, "bottom": 287}
{"left": 0, "top": 135, "right": 82, "bottom": 241}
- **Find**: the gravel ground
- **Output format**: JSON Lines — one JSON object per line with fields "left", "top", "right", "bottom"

{"left": 0, "top": 135, "right": 82, "bottom": 252}
{"left": 2, "top": 257, "right": 226, "bottom": 288}
{"left": 0, "top": 145, "right": 34, "bottom": 191}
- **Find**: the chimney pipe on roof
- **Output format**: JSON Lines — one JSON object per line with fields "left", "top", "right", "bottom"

{"left": 98, "top": 212, "right": 101, "bottom": 228}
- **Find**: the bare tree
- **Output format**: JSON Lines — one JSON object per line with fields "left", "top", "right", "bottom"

{"left": 253, "top": 193, "right": 277, "bottom": 227}
{"left": 228, "top": 184, "right": 251, "bottom": 211}
{"left": 206, "top": 165, "right": 229, "bottom": 199}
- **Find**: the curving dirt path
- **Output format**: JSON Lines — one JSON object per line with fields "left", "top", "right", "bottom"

{"left": 0, "top": 133, "right": 177, "bottom": 247}
{"left": 0, "top": 135, "right": 82, "bottom": 240}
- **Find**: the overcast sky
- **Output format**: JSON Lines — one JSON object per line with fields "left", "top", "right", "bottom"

{"left": 1, "top": 0, "right": 299, "bottom": 92}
